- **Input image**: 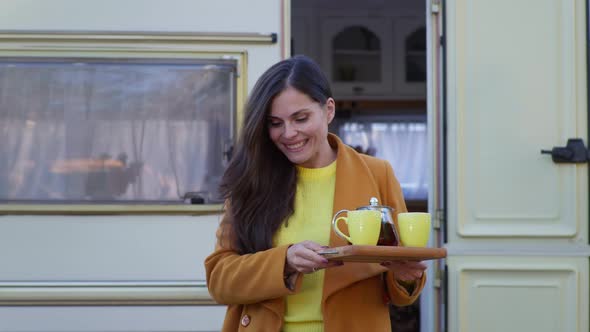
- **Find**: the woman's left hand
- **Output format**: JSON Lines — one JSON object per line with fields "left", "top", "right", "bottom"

{"left": 380, "top": 260, "right": 427, "bottom": 281}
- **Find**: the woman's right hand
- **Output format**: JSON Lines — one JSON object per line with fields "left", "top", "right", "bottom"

{"left": 285, "top": 240, "right": 342, "bottom": 275}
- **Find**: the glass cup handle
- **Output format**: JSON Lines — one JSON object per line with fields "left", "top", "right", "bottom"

{"left": 332, "top": 209, "right": 352, "bottom": 243}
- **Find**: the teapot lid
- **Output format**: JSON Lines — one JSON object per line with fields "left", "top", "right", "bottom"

{"left": 358, "top": 197, "right": 393, "bottom": 211}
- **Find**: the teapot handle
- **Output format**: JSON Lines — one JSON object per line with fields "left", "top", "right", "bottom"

{"left": 331, "top": 209, "right": 351, "bottom": 243}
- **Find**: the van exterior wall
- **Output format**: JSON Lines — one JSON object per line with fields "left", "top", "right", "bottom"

{"left": 0, "top": 0, "right": 284, "bottom": 331}
{"left": 0, "top": 0, "right": 284, "bottom": 91}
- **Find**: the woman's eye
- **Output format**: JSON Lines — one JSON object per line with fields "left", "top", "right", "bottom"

{"left": 269, "top": 121, "right": 282, "bottom": 128}
{"left": 295, "top": 117, "right": 308, "bottom": 123}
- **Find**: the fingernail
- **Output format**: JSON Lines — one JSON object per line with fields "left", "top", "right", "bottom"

{"left": 322, "top": 259, "right": 329, "bottom": 264}
{"left": 321, "top": 246, "right": 330, "bottom": 248}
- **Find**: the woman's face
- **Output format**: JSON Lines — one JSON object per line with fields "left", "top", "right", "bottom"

{"left": 268, "top": 86, "right": 335, "bottom": 168}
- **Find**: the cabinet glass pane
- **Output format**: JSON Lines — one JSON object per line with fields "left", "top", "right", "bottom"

{"left": 332, "top": 26, "right": 381, "bottom": 82}
{"left": 333, "top": 26, "right": 381, "bottom": 51}
{"left": 405, "top": 27, "right": 426, "bottom": 82}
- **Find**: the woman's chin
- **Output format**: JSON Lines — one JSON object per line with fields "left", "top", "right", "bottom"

{"left": 286, "top": 154, "right": 310, "bottom": 166}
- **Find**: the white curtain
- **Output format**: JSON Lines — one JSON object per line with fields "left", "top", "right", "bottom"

{"left": 339, "top": 121, "right": 428, "bottom": 200}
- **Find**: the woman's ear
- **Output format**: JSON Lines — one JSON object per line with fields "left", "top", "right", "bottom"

{"left": 326, "top": 98, "right": 336, "bottom": 124}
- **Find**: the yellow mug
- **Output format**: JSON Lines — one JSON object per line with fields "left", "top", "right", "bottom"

{"left": 332, "top": 210, "right": 381, "bottom": 245}
{"left": 397, "top": 212, "right": 431, "bottom": 247}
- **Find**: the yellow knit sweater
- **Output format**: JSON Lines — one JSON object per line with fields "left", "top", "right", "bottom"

{"left": 273, "top": 161, "right": 337, "bottom": 332}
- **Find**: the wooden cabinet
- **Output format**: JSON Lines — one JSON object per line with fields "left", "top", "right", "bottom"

{"left": 293, "top": 13, "right": 426, "bottom": 99}
{"left": 393, "top": 17, "right": 426, "bottom": 96}
{"left": 321, "top": 17, "right": 393, "bottom": 97}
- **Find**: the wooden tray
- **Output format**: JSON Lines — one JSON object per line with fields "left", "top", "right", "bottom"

{"left": 317, "top": 245, "right": 447, "bottom": 263}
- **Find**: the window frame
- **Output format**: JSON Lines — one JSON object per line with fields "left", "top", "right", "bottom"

{"left": 0, "top": 31, "right": 256, "bottom": 215}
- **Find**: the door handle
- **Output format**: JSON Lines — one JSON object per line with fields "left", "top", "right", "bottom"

{"left": 541, "top": 138, "right": 589, "bottom": 163}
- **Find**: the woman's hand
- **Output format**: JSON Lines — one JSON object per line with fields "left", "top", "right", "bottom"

{"left": 380, "top": 260, "right": 427, "bottom": 281}
{"left": 286, "top": 241, "right": 342, "bottom": 275}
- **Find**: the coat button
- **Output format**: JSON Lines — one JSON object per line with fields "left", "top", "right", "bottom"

{"left": 241, "top": 314, "right": 251, "bottom": 327}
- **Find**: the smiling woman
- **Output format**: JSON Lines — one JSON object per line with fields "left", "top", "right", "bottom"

{"left": 205, "top": 55, "right": 427, "bottom": 332}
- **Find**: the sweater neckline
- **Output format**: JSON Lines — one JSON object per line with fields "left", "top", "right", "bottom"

{"left": 296, "top": 160, "right": 337, "bottom": 180}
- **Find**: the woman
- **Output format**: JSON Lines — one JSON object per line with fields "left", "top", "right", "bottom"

{"left": 205, "top": 55, "right": 426, "bottom": 332}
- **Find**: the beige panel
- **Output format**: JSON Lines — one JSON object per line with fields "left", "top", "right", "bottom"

{"left": 0, "top": 0, "right": 279, "bottom": 34}
{"left": 0, "top": 215, "right": 221, "bottom": 281}
{"left": 446, "top": 0, "right": 587, "bottom": 239}
{"left": 0, "top": 305, "right": 226, "bottom": 332}
{"left": 0, "top": 0, "right": 285, "bottom": 93}
{"left": 448, "top": 256, "right": 589, "bottom": 332}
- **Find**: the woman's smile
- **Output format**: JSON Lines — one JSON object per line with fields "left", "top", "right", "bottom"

{"left": 283, "top": 139, "right": 308, "bottom": 152}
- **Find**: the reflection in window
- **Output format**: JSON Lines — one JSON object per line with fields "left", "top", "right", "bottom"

{"left": 0, "top": 58, "right": 236, "bottom": 204}
{"left": 405, "top": 26, "right": 426, "bottom": 82}
{"left": 339, "top": 121, "right": 428, "bottom": 200}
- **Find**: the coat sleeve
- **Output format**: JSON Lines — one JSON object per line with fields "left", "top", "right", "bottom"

{"left": 204, "top": 207, "right": 303, "bottom": 305}
{"left": 380, "top": 159, "right": 427, "bottom": 306}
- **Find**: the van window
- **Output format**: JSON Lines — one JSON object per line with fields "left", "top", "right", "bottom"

{"left": 0, "top": 58, "right": 236, "bottom": 204}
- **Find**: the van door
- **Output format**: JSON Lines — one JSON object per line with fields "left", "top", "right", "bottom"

{"left": 438, "top": 0, "right": 589, "bottom": 331}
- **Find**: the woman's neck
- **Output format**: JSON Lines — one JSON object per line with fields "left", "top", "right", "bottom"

{"left": 311, "top": 139, "right": 337, "bottom": 168}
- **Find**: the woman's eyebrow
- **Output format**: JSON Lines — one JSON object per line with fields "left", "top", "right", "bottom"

{"left": 268, "top": 109, "right": 311, "bottom": 120}
{"left": 289, "top": 109, "right": 311, "bottom": 117}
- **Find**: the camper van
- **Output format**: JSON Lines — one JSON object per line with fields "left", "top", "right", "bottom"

{"left": 0, "top": 0, "right": 587, "bottom": 331}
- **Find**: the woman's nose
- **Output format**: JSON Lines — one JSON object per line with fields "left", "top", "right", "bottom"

{"left": 283, "top": 123, "right": 297, "bottom": 138}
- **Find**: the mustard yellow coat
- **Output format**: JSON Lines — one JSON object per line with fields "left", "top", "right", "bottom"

{"left": 205, "top": 134, "right": 426, "bottom": 332}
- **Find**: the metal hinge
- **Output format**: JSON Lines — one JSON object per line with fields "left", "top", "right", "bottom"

{"left": 431, "top": 0, "right": 441, "bottom": 14}
{"left": 433, "top": 208, "right": 444, "bottom": 230}
{"left": 434, "top": 269, "right": 445, "bottom": 288}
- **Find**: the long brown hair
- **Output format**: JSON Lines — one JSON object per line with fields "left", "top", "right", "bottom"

{"left": 220, "top": 55, "right": 333, "bottom": 254}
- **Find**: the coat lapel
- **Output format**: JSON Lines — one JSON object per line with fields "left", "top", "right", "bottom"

{"left": 323, "top": 135, "right": 387, "bottom": 302}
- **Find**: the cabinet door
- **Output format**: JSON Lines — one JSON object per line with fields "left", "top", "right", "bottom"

{"left": 393, "top": 17, "right": 426, "bottom": 96}
{"left": 441, "top": 0, "right": 588, "bottom": 331}
{"left": 321, "top": 17, "right": 393, "bottom": 96}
